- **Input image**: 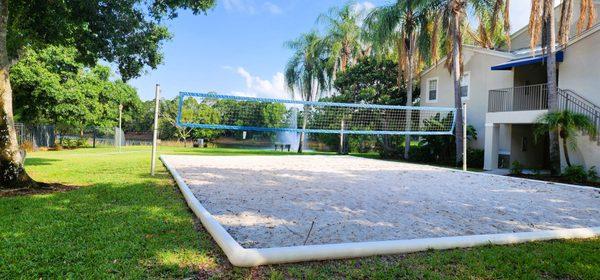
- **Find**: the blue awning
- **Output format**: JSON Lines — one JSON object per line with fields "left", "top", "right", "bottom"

{"left": 491, "top": 51, "right": 564, "bottom": 70}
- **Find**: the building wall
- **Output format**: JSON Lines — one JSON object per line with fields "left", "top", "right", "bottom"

{"left": 557, "top": 27, "right": 600, "bottom": 173}
{"left": 420, "top": 49, "right": 513, "bottom": 149}
{"left": 558, "top": 27, "right": 600, "bottom": 105}
{"left": 510, "top": 124, "right": 549, "bottom": 169}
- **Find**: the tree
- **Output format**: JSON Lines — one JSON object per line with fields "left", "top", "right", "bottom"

{"left": 429, "top": 0, "right": 509, "bottom": 165}
{"left": 318, "top": 3, "right": 364, "bottom": 76}
{"left": 11, "top": 48, "right": 142, "bottom": 142}
{"left": 330, "top": 57, "right": 407, "bottom": 155}
{"left": 0, "top": 0, "right": 216, "bottom": 188}
{"left": 11, "top": 46, "right": 83, "bottom": 126}
{"left": 284, "top": 31, "right": 330, "bottom": 153}
{"left": 364, "top": 0, "right": 433, "bottom": 159}
{"left": 535, "top": 110, "right": 597, "bottom": 167}
{"left": 529, "top": 0, "right": 596, "bottom": 174}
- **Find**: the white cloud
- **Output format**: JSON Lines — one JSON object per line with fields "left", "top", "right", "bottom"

{"left": 222, "top": 0, "right": 283, "bottom": 15}
{"left": 352, "top": 1, "right": 375, "bottom": 15}
{"left": 350, "top": 1, "right": 375, "bottom": 27}
{"left": 263, "top": 2, "right": 283, "bottom": 15}
{"left": 231, "top": 67, "right": 287, "bottom": 99}
{"left": 223, "top": 0, "right": 256, "bottom": 14}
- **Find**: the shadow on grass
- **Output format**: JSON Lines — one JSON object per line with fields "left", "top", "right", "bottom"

{"left": 24, "top": 157, "right": 61, "bottom": 166}
{"left": 0, "top": 179, "right": 227, "bottom": 279}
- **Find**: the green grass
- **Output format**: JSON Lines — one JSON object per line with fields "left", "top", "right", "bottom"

{"left": 1, "top": 146, "right": 598, "bottom": 279}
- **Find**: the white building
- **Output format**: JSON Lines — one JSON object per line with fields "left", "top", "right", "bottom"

{"left": 419, "top": 2, "right": 600, "bottom": 172}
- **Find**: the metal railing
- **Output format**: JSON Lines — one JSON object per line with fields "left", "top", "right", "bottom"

{"left": 488, "top": 84, "right": 600, "bottom": 144}
{"left": 488, "top": 84, "right": 548, "bottom": 112}
{"left": 558, "top": 89, "right": 600, "bottom": 145}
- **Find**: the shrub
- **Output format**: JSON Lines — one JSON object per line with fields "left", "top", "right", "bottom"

{"left": 562, "top": 165, "right": 588, "bottom": 183}
{"left": 588, "top": 166, "right": 598, "bottom": 181}
{"left": 62, "top": 138, "right": 76, "bottom": 148}
{"left": 20, "top": 141, "right": 35, "bottom": 152}
{"left": 76, "top": 137, "right": 89, "bottom": 148}
{"left": 467, "top": 148, "right": 484, "bottom": 169}
{"left": 510, "top": 161, "right": 524, "bottom": 175}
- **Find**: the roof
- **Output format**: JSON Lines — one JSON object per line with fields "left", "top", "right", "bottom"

{"left": 419, "top": 45, "right": 514, "bottom": 77}
{"left": 491, "top": 51, "right": 564, "bottom": 70}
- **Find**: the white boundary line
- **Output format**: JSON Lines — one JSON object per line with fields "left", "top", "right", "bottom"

{"left": 160, "top": 155, "right": 600, "bottom": 267}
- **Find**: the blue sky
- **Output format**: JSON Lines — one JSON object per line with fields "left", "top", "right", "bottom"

{"left": 127, "top": 0, "right": 533, "bottom": 101}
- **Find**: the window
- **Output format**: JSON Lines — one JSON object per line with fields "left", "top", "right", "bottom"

{"left": 460, "top": 72, "right": 470, "bottom": 99}
{"left": 427, "top": 78, "right": 438, "bottom": 102}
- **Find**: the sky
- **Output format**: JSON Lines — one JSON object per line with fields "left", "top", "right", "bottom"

{"left": 127, "top": 0, "right": 533, "bottom": 101}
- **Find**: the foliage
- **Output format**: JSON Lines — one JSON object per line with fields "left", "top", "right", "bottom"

{"left": 317, "top": 3, "right": 365, "bottom": 75}
{"left": 510, "top": 160, "right": 524, "bottom": 175}
{"left": 561, "top": 165, "right": 598, "bottom": 183}
{"left": 156, "top": 97, "right": 289, "bottom": 142}
{"left": 410, "top": 113, "right": 477, "bottom": 164}
{"left": 284, "top": 31, "right": 331, "bottom": 102}
{"left": 588, "top": 166, "right": 599, "bottom": 181}
{"left": 5, "top": 0, "right": 216, "bottom": 81}
{"left": 313, "top": 57, "right": 406, "bottom": 154}
{"left": 20, "top": 141, "right": 34, "bottom": 153}
{"left": 60, "top": 138, "right": 90, "bottom": 149}
{"left": 11, "top": 46, "right": 142, "bottom": 135}
{"left": 467, "top": 148, "right": 485, "bottom": 169}
{"left": 333, "top": 57, "right": 405, "bottom": 105}
{"left": 535, "top": 110, "right": 597, "bottom": 167}
{"left": 562, "top": 165, "right": 589, "bottom": 183}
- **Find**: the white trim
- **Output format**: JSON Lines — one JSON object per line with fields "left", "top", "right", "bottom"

{"left": 162, "top": 155, "right": 600, "bottom": 267}
{"left": 426, "top": 77, "right": 439, "bottom": 103}
{"left": 565, "top": 23, "right": 600, "bottom": 48}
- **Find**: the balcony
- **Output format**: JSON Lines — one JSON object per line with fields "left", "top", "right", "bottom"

{"left": 488, "top": 84, "right": 548, "bottom": 112}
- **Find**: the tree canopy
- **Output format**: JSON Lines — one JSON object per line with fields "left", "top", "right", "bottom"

{"left": 11, "top": 46, "right": 142, "bottom": 134}
{"left": 5, "top": 0, "right": 215, "bottom": 80}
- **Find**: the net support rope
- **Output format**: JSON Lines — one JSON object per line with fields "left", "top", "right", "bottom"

{"left": 177, "top": 92, "right": 457, "bottom": 136}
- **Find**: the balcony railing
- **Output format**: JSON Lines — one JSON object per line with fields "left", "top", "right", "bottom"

{"left": 488, "top": 84, "right": 600, "bottom": 144}
{"left": 488, "top": 84, "right": 548, "bottom": 112}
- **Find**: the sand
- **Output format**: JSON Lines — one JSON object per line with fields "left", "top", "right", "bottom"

{"left": 163, "top": 155, "right": 600, "bottom": 248}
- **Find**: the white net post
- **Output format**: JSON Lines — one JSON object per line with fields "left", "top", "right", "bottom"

{"left": 463, "top": 102, "right": 467, "bottom": 171}
{"left": 151, "top": 84, "right": 160, "bottom": 176}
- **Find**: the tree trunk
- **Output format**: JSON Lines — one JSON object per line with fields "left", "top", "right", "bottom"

{"left": 561, "top": 135, "right": 571, "bottom": 167}
{"left": 545, "top": 0, "right": 561, "bottom": 175}
{"left": 0, "top": 1, "right": 39, "bottom": 189}
{"left": 451, "top": 8, "right": 464, "bottom": 165}
{"left": 298, "top": 106, "right": 308, "bottom": 153}
{"left": 404, "top": 36, "right": 415, "bottom": 160}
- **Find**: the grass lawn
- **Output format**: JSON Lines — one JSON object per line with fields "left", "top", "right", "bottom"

{"left": 1, "top": 146, "right": 598, "bottom": 279}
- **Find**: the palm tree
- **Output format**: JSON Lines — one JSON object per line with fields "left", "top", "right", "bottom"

{"left": 528, "top": 0, "right": 596, "bottom": 174}
{"left": 364, "top": 0, "right": 435, "bottom": 159}
{"left": 466, "top": 0, "right": 512, "bottom": 49}
{"left": 318, "top": 3, "right": 364, "bottom": 76}
{"left": 535, "top": 110, "right": 597, "bottom": 167}
{"left": 318, "top": 3, "right": 365, "bottom": 155}
{"left": 429, "top": 0, "right": 510, "bottom": 164}
{"left": 284, "top": 31, "right": 330, "bottom": 153}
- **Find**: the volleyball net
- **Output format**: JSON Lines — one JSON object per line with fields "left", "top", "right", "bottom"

{"left": 177, "top": 92, "right": 457, "bottom": 135}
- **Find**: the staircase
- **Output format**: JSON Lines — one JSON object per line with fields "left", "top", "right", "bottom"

{"left": 557, "top": 88, "right": 600, "bottom": 145}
